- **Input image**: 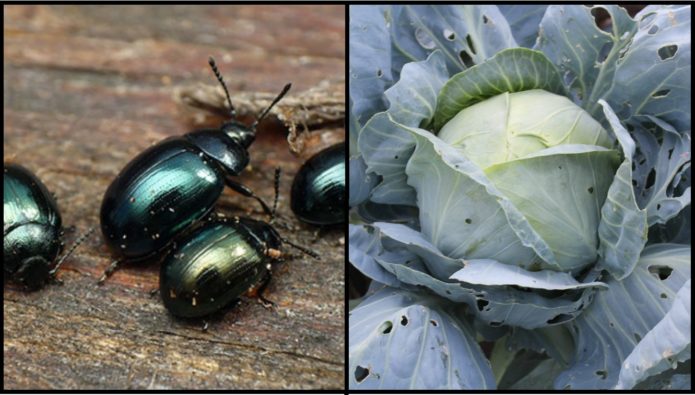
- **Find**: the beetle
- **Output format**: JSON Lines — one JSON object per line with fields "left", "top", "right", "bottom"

{"left": 4, "top": 164, "right": 91, "bottom": 289}
{"left": 159, "top": 169, "right": 319, "bottom": 319}
{"left": 98, "top": 57, "right": 291, "bottom": 284}
{"left": 290, "top": 143, "right": 345, "bottom": 226}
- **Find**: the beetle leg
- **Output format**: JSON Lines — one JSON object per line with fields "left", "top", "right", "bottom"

{"left": 256, "top": 271, "right": 276, "bottom": 309}
{"left": 224, "top": 177, "right": 273, "bottom": 215}
{"left": 97, "top": 259, "right": 122, "bottom": 285}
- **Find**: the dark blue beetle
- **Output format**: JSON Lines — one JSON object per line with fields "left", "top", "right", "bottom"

{"left": 290, "top": 143, "right": 345, "bottom": 226}
{"left": 98, "top": 58, "right": 291, "bottom": 284}
{"left": 4, "top": 164, "right": 91, "bottom": 289}
{"left": 159, "top": 169, "right": 319, "bottom": 320}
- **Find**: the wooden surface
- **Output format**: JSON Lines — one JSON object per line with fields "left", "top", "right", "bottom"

{"left": 4, "top": 5, "right": 345, "bottom": 390}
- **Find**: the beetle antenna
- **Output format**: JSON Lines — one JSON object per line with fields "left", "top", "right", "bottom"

{"left": 252, "top": 83, "right": 291, "bottom": 129}
{"left": 208, "top": 56, "right": 236, "bottom": 118}
{"left": 270, "top": 167, "right": 281, "bottom": 222}
{"left": 97, "top": 259, "right": 122, "bottom": 285}
{"left": 279, "top": 237, "right": 320, "bottom": 260}
{"left": 51, "top": 226, "right": 95, "bottom": 275}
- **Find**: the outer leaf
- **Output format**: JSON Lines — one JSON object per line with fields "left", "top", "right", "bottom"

{"left": 450, "top": 259, "right": 606, "bottom": 290}
{"left": 535, "top": 5, "right": 637, "bottom": 117}
{"left": 358, "top": 51, "right": 449, "bottom": 206}
{"left": 349, "top": 287, "right": 496, "bottom": 389}
{"left": 605, "top": 5, "right": 691, "bottom": 132}
{"left": 597, "top": 100, "right": 648, "bottom": 279}
{"left": 349, "top": 5, "right": 393, "bottom": 126}
{"left": 555, "top": 244, "right": 691, "bottom": 390}
{"left": 390, "top": 5, "right": 516, "bottom": 76}
{"left": 615, "top": 279, "right": 691, "bottom": 389}
{"left": 349, "top": 156, "right": 378, "bottom": 207}
{"left": 349, "top": 224, "right": 402, "bottom": 289}
{"left": 631, "top": 117, "right": 691, "bottom": 226}
{"left": 434, "top": 48, "right": 568, "bottom": 130}
{"left": 384, "top": 49, "right": 449, "bottom": 128}
{"left": 498, "top": 5, "right": 548, "bottom": 48}
{"left": 366, "top": 222, "right": 602, "bottom": 330}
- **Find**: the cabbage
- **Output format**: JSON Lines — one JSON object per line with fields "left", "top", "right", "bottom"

{"left": 349, "top": 4, "right": 691, "bottom": 390}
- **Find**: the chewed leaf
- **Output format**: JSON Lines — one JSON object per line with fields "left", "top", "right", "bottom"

{"left": 498, "top": 5, "right": 548, "bottom": 48}
{"left": 349, "top": 156, "right": 378, "bottom": 207}
{"left": 450, "top": 259, "right": 607, "bottom": 290}
{"left": 597, "top": 101, "right": 648, "bottom": 280}
{"left": 367, "top": 222, "right": 601, "bottom": 330}
{"left": 434, "top": 48, "right": 567, "bottom": 130}
{"left": 555, "top": 244, "right": 691, "bottom": 389}
{"left": 349, "top": 5, "right": 393, "bottom": 125}
{"left": 359, "top": 52, "right": 449, "bottom": 206}
{"left": 349, "top": 224, "right": 402, "bottom": 288}
{"left": 605, "top": 5, "right": 691, "bottom": 132}
{"left": 631, "top": 117, "right": 691, "bottom": 226}
{"left": 615, "top": 279, "right": 691, "bottom": 389}
{"left": 349, "top": 287, "right": 495, "bottom": 389}
{"left": 535, "top": 5, "right": 637, "bottom": 117}
{"left": 390, "top": 5, "right": 516, "bottom": 76}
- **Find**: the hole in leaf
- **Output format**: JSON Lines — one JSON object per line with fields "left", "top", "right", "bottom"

{"left": 660, "top": 293, "right": 668, "bottom": 299}
{"left": 445, "top": 290, "right": 452, "bottom": 295}
{"left": 465, "top": 34, "right": 477, "bottom": 55}
{"left": 400, "top": 315, "right": 409, "bottom": 326}
{"left": 652, "top": 89, "right": 670, "bottom": 98}
{"left": 443, "top": 28, "right": 455, "bottom": 41}
{"left": 648, "top": 25, "right": 659, "bottom": 34}
{"left": 591, "top": 7, "right": 612, "bottom": 32}
{"left": 460, "top": 50, "right": 474, "bottom": 68}
{"left": 634, "top": 333, "right": 642, "bottom": 342}
{"left": 414, "top": 28, "right": 436, "bottom": 50}
{"left": 394, "top": 155, "right": 399, "bottom": 159}
{"left": 489, "top": 321, "right": 503, "bottom": 327}
{"left": 645, "top": 168, "right": 656, "bottom": 189}
{"left": 658, "top": 45, "right": 678, "bottom": 60}
{"left": 465, "top": 218, "right": 472, "bottom": 224}
{"left": 379, "top": 321, "right": 393, "bottom": 334}
{"left": 596, "top": 370, "right": 608, "bottom": 379}
{"left": 354, "top": 366, "right": 370, "bottom": 383}
{"left": 648, "top": 265, "right": 673, "bottom": 280}
{"left": 376, "top": 69, "right": 383, "bottom": 78}
{"left": 430, "top": 320, "right": 438, "bottom": 327}
{"left": 588, "top": 187, "right": 594, "bottom": 194}
{"left": 657, "top": 203, "right": 661, "bottom": 211}
{"left": 482, "top": 15, "right": 489, "bottom": 24}
{"left": 476, "top": 299, "right": 489, "bottom": 311}
{"left": 609, "top": 322, "right": 614, "bottom": 328}
{"left": 547, "top": 314, "right": 573, "bottom": 324}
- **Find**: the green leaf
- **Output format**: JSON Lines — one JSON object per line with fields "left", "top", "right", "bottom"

{"left": 596, "top": 100, "right": 648, "bottom": 279}
{"left": 349, "top": 287, "right": 496, "bottom": 389}
{"left": 434, "top": 48, "right": 567, "bottom": 130}
{"left": 555, "top": 244, "right": 691, "bottom": 389}
{"left": 615, "top": 279, "right": 691, "bottom": 389}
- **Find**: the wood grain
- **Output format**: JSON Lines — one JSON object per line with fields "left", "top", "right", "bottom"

{"left": 4, "top": 5, "right": 345, "bottom": 390}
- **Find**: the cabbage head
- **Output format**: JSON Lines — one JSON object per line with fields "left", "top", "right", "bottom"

{"left": 350, "top": 4, "right": 691, "bottom": 390}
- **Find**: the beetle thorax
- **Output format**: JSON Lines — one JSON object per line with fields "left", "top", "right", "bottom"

{"left": 221, "top": 121, "right": 255, "bottom": 148}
